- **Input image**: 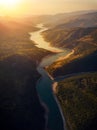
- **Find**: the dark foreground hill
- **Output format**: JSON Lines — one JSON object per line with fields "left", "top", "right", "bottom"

{"left": 0, "top": 17, "right": 51, "bottom": 130}
{"left": 57, "top": 72, "right": 97, "bottom": 130}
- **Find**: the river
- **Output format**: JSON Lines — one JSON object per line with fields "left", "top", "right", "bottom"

{"left": 30, "top": 24, "right": 71, "bottom": 130}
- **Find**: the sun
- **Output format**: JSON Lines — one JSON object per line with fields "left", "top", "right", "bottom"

{"left": 0, "top": 0, "right": 20, "bottom": 8}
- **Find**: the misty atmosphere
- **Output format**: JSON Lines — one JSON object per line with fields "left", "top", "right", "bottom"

{"left": 0, "top": 0, "right": 97, "bottom": 130}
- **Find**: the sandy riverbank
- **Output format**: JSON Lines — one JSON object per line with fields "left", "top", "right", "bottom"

{"left": 52, "top": 82, "right": 67, "bottom": 130}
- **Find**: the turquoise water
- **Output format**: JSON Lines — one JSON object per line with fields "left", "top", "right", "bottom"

{"left": 30, "top": 24, "right": 70, "bottom": 130}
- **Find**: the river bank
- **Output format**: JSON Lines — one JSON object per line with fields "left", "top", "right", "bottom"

{"left": 56, "top": 72, "right": 97, "bottom": 130}
{"left": 0, "top": 19, "right": 53, "bottom": 130}
{"left": 30, "top": 23, "right": 62, "bottom": 53}
{"left": 52, "top": 82, "right": 67, "bottom": 130}
{"left": 30, "top": 23, "right": 73, "bottom": 130}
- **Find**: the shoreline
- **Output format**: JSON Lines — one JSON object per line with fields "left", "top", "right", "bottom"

{"left": 52, "top": 82, "right": 67, "bottom": 130}
{"left": 36, "top": 66, "right": 67, "bottom": 130}
{"left": 56, "top": 49, "right": 74, "bottom": 61}
{"left": 36, "top": 76, "right": 49, "bottom": 130}
{"left": 31, "top": 23, "right": 71, "bottom": 130}
{"left": 36, "top": 51, "right": 74, "bottom": 130}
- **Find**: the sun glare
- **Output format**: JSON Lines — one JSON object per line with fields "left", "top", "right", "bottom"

{"left": 0, "top": 0, "right": 19, "bottom": 8}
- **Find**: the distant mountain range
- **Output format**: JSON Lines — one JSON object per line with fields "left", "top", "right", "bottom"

{"left": 40, "top": 10, "right": 97, "bottom": 27}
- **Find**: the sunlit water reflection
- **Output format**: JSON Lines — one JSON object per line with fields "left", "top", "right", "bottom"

{"left": 30, "top": 24, "right": 71, "bottom": 130}
{"left": 30, "top": 24, "right": 62, "bottom": 52}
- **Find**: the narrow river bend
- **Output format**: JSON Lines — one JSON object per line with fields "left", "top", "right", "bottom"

{"left": 30, "top": 24, "right": 71, "bottom": 130}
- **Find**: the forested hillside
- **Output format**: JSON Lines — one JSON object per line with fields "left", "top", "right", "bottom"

{"left": 57, "top": 72, "right": 97, "bottom": 130}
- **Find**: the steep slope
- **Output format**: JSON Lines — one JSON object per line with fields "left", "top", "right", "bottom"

{"left": 57, "top": 72, "right": 97, "bottom": 130}
{"left": 0, "top": 17, "right": 51, "bottom": 130}
{"left": 44, "top": 11, "right": 97, "bottom": 130}
{"left": 43, "top": 12, "right": 97, "bottom": 77}
{"left": 42, "top": 27, "right": 97, "bottom": 63}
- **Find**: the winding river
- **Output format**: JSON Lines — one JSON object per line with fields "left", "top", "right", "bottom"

{"left": 30, "top": 24, "right": 71, "bottom": 130}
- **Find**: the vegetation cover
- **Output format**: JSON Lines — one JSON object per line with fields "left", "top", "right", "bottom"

{"left": 45, "top": 12, "right": 97, "bottom": 77}
{"left": 57, "top": 72, "right": 97, "bottom": 130}
{"left": 44, "top": 11, "right": 97, "bottom": 130}
{"left": 0, "top": 17, "right": 51, "bottom": 130}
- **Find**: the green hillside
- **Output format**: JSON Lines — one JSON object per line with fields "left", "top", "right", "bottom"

{"left": 57, "top": 72, "right": 97, "bottom": 130}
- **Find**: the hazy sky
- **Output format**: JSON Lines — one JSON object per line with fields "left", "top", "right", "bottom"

{"left": 0, "top": 0, "right": 97, "bottom": 16}
{"left": 28, "top": 0, "right": 97, "bottom": 14}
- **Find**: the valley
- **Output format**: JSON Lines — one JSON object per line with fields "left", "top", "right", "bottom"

{"left": 0, "top": 10, "right": 97, "bottom": 130}
{"left": 42, "top": 11, "right": 97, "bottom": 130}
{"left": 0, "top": 17, "right": 51, "bottom": 130}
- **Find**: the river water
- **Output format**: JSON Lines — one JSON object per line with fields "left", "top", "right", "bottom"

{"left": 30, "top": 24, "right": 62, "bottom": 52}
{"left": 30, "top": 24, "right": 71, "bottom": 130}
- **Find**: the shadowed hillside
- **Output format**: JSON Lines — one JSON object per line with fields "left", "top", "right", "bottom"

{"left": 45, "top": 11, "right": 97, "bottom": 130}
{"left": 0, "top": 10, "right": 97, "bottom": 130}
{"left": 45, "top": 25, "right": 97, "bottom": 77}
{"left": 42, "top": 27, "right": 97, "bottom": 50}
{"left": 0, "top": 17, "right": 51, "bottom": 130}
{"left": 57, "top": 72, "right": 97, "bottom": 130}
{"left": 43, "top": 12, "right": 97, "bottom": 77}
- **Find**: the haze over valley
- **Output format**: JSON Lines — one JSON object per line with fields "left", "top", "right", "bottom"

{"left": 0, "top": 0, "right": 97, "bottom": 130}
